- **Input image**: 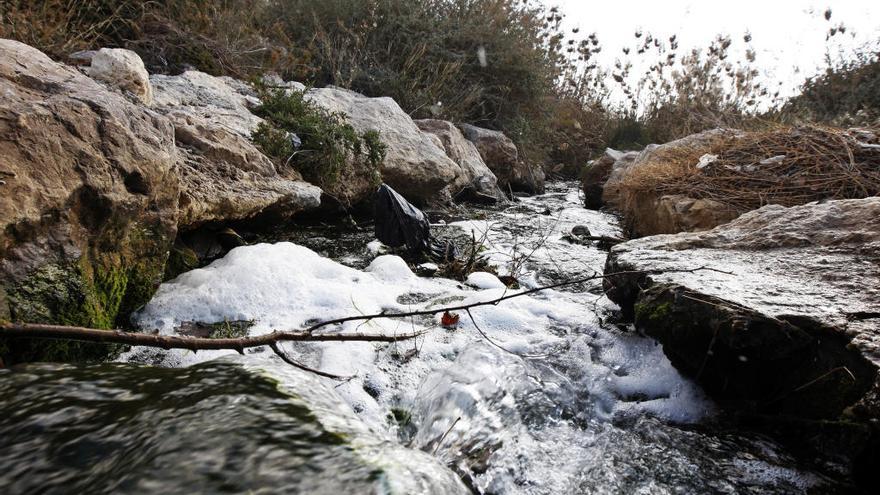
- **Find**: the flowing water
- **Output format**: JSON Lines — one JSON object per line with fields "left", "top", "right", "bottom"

{"left": 0, "top": 183, "right": 854, "bottom": 494}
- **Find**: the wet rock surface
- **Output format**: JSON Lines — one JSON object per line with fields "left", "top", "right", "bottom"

{"left": 0, "top": 359, "right": 470, "bottom": 494}
{"left": 604, "top": 197, "right": 880, "bottom": 483}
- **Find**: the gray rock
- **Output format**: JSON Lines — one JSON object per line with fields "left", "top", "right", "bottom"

{"left": 150, "top": 71, "right": 321, "bottom": 226}
{"left": 458, "top": 124, "right": 544, "bottom": 194}
{"left": 581, "top": 148, "right": 638, "bottom": 209}
{"left": 604, "top": 197, "right": 880, "bottom": 419}
{"left": 150, "top": 70, "right": 263, "bottom": 137}
{"left": 307, "top": 87, "right": 459, "bottom": 204}
{"left": 171, "top": 115, "right": 321, "bottom": 227}
{"left": 415, "top": 119, "right": 503, "bottom": 202}
{"left": 88, "top": 48, "right": 154, "bottom": 105}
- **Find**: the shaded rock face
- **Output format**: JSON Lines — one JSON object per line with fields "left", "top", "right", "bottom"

{"left": 458, "top": 124, "right": 545, "bottom": 195}
{"left": 581, "top": 148, "right": 637, "bottom": 209}
{"left": 604, "top": 197, "right": 880, "bottom": 420}
{"left": 307, "top": 87, "right": 459, "bottom": 204}
{"left": 414, "top": 119, "right": 502, "bottom": 202}
{"left": 0, "top": 40, "right": 179, "bottom": 354}
{"left": 88, "top": 48, "right": 154, "bottom": 105}
{"left": 150, "top": 72, "right": 321, "bottom": 227}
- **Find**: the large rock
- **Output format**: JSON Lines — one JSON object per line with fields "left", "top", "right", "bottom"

{"left": 581, "top": 148, "right": 638, "bottom": 209}
{"left": 170, "top": 115, "right": 321, "bottom": 227}
{"left": 150, "top": 70, "right": 263, "bottom": 138}
{"left": 589, "top": 130, "right": 744, "bottom": 236}
{"left": 306, "top": 87, "right": 459, "bottom": 204}
{"left": 150, "top": 72, "right": 321, "bottom": 227}
{"left": 459, "top": 124, "right": 545, "bottom": 194}
{"left": 604, "top": 198, "right": 880, "bottom": 421}
{"left": 414, "top": 119, "right": 502, "bottom": 202}
{"left": 0, "top": 40, "right": 179, "bottom": 356}
{"left": 624, "top": 194, "right": 742, "bottom": 236}
{"left": 88, "top": 48, "right": 154, "bottom": 105}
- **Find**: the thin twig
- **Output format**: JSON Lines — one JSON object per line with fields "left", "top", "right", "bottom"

{"left": 0, "top": 267, "right": 726, "bottom": 371}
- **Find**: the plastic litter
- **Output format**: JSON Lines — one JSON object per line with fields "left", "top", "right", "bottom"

{"left": 373, "top": 184, "right": 457, "bottom": 261}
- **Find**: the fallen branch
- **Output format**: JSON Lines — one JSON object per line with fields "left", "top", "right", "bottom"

{"left": 0, "top": 266, "right": 728, "bottom": 374}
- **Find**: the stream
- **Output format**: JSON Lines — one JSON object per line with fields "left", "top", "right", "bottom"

{"left": 0, "top": 183, "right": 854, "bottom": 494}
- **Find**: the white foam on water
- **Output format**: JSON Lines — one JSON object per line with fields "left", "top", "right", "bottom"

{"left": 123, "top": 183, "right": 829, "bottom": 493}
{"left": 130, "top": 238, "right": 711, "bottom": 428}
{"left": 465, "top": 271, "right": 506, "bottom": 289}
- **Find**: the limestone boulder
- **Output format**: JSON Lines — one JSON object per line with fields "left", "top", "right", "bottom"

{"left": 581, "top": 148, "right": 638, "bottom": 209}
{"left": 623, "top": 194, "right": 742, "bottom": 235}
{"left": 604, "top": 197, "right": 880, "bottom": 420}
{"left": 0, "top": 40, "right": 179, "bottom": 350}
{"left": 150, "top": 70, "right": 263, "bottom": 138}
{"left": 306, "top": 87, "right": 459, "bottom": 204}
{"left": 414, "top": 119, "right": 503, "bottom": 202}
{"left": 88, "top": 48, "right": 154, "bottom": 105}
{"left": 170, "top": 115, "right": 321, "bottom": 227}
{"left": 150, "top": 72, "right": 321, "bottom": 226}
{"left": 458, "top": 124, "right": 544, "bottom": 194}
{"left": 615, "top": 129, "right": 744, "bottom": 236}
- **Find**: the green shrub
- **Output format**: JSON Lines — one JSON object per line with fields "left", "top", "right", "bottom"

{"left": 251, "top": 87, "right": 386, "bottom": 187}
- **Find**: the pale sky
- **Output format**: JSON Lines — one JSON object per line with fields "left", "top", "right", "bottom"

{"left": 550, "top": 0, "right": 880, "bottom": 101}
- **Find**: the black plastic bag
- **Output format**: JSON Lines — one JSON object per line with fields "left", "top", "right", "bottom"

{"left": 373, "top": 184, "right": 458, "bottom": 261}
{"left": 374, "top": 184, "right": 431, "bottom": 255}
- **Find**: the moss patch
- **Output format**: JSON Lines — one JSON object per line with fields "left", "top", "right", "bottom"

{"left": 634, "top": 300, "right": 672, "bottom": 324}
{"left": 1, "top": 222, "right": 171, "bottom": 364}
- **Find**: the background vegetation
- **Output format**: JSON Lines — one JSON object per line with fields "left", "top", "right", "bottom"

{"left": 1, "top": 0, "right": 878, "bottom": 175}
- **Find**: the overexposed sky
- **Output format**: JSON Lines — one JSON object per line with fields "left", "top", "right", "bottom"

{"left": 550, "top": 0, "right": 880, "bottom": 99}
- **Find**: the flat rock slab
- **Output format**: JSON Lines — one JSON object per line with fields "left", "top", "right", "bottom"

{"left": 605, "top": 198, "right": 880, "bottom": 419}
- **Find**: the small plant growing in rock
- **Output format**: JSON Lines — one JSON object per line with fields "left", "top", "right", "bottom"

{"left": 251, "top": 87, "right": 386, "bottom": 187}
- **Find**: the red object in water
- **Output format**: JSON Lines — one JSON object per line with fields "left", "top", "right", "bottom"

{"left": 441, "top": 311, "right": 460, "bottom": 329}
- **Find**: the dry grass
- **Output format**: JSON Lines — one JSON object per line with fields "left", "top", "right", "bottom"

{"left": 619, "top": 125, "right": 880, "bottom": 211}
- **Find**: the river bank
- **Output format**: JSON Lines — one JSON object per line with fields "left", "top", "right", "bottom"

{"left": 1, "top": 38, "right": 878, "bottom": 493}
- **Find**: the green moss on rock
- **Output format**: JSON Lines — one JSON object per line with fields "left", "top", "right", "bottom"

{"left": 1, "top": 222, "right": 171, "bottom": 364}
{"left": 634, "top": 300, "right": 672, "bottom": 324}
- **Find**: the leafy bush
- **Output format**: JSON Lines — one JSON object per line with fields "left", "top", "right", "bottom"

{"left": 251, "top": 87, "right": 385, "bottom": 187}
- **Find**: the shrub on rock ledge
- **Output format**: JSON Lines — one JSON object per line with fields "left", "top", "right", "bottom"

{"left": 251, "top": 87, "right": 385, "bottom": 192}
